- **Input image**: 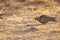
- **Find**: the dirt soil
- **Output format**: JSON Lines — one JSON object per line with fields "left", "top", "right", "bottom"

{"left": 0, "top": 0, "right": 60, "bottom": 40}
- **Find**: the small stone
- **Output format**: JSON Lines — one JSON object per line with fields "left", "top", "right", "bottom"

{"left": 30, "top": 26, "right": 38, "bottom": 31}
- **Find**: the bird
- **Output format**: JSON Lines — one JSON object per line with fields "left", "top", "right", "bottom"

{"left": 35, "top": 15, "right": 57, "bottom": 24}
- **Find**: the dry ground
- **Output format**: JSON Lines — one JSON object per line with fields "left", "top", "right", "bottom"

{"left": 0, "top": 0, "right": 60, "bottom": 40}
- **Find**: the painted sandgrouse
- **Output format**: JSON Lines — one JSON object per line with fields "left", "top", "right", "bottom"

{"left": 35, "top": 15, "right": 56, "bottom": 24}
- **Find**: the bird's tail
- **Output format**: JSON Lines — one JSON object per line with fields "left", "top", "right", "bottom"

{"left": 51, "top": 17, "right": 57, "bottom": 21}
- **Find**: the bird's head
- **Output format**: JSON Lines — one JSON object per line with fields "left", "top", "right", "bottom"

{"left": 35, "top": 17, "right": 39, "bottom": 20}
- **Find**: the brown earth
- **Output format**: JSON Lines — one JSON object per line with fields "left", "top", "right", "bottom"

{"left": 0, "top": 0, "right": 60, "bottom": 40}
